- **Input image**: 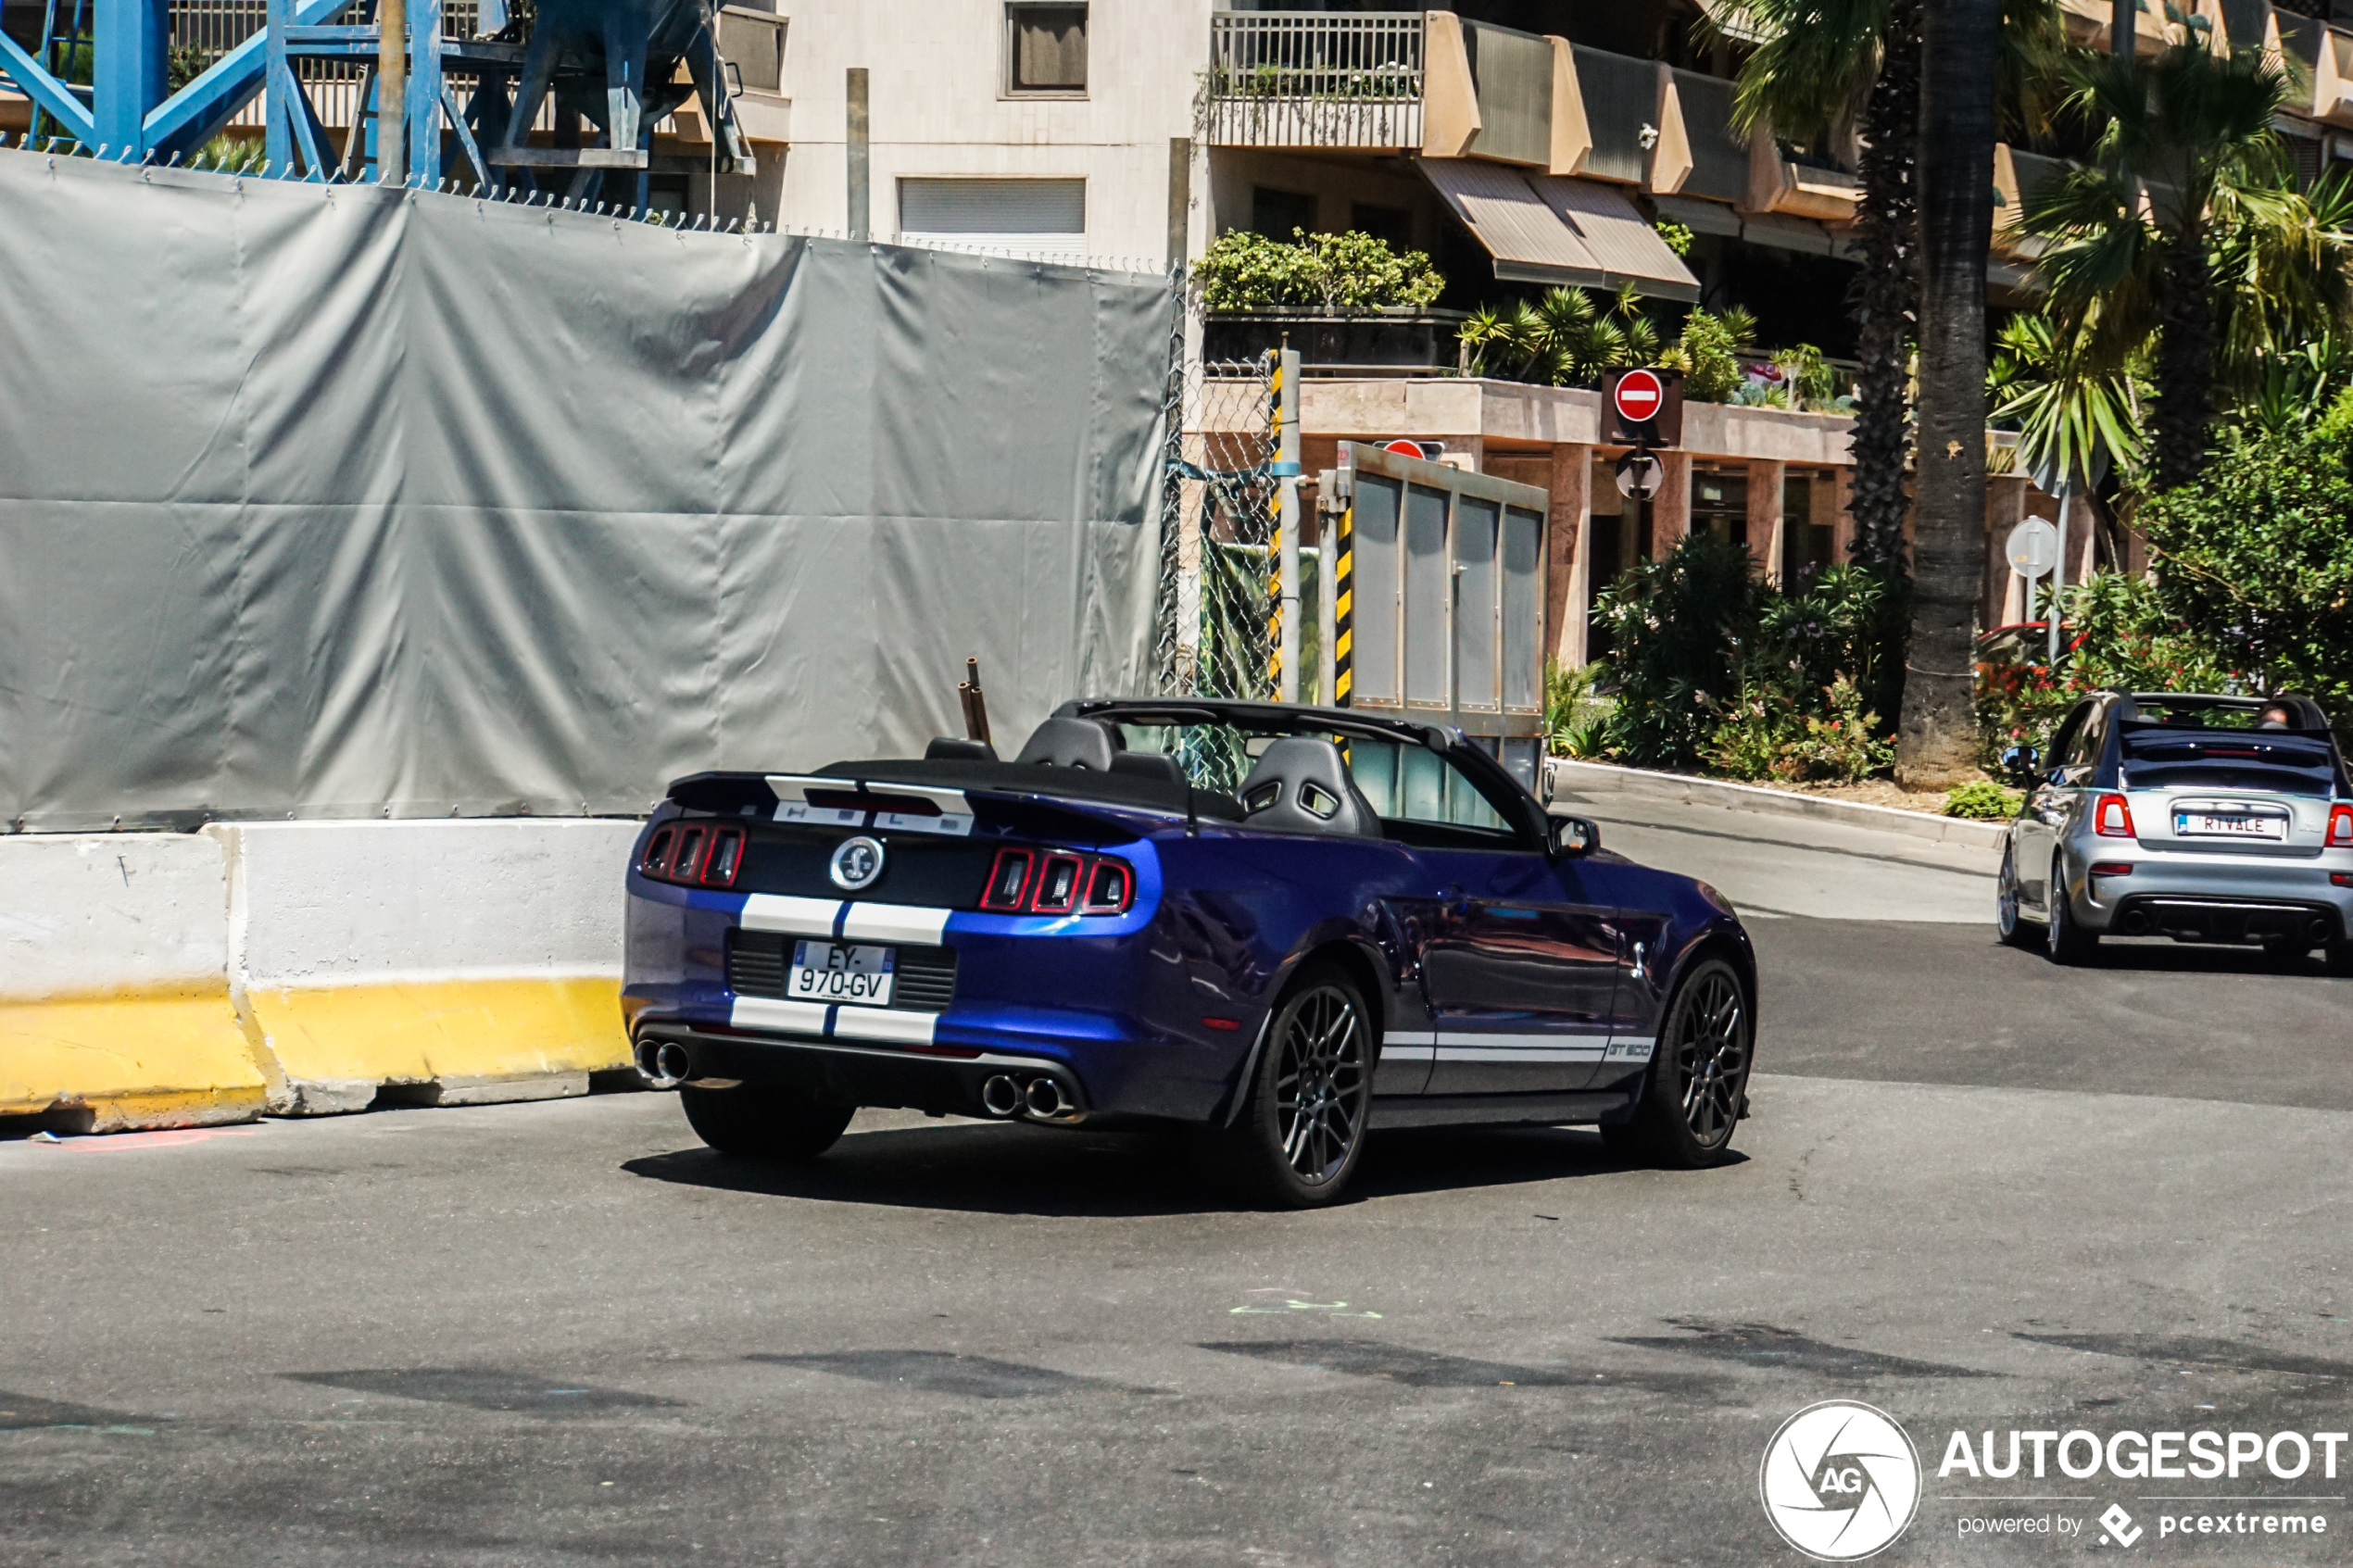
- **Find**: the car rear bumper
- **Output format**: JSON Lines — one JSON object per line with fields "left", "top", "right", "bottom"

{"left": 628, "top": 1022, "right": 1096, "bottom": 1123}
{"left": 2071, "top": 847, "right": 2353, "bottom": 941}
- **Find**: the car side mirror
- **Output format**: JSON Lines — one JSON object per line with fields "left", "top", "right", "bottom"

{"left": 1999, "top": 745, "right": 2040, "bottom": 784}
{"left": 1549, "top": 813, "right": 1600, "bottom": 859}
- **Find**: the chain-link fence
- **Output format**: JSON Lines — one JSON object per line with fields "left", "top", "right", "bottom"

{"left": 1151, "top": 348, "right": 1282, "bottom": 793}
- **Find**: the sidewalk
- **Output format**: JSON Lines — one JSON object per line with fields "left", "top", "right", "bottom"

{"left": 1548, "top": 760, "right": 2001, "bottom": 925}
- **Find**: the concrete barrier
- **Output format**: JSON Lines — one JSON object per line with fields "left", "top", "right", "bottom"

{"left": 0, "top": 834, "right": 272, "bottom": 1131}
{"left": 225, "top": 820, "right": 639, "bottom": 1112}
{"left": 0, "top": 819, "right": 640, "bottom": 1130}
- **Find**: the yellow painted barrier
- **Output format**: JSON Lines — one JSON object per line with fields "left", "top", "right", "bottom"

{"left": 0, "top": 988, "right": 273, "bottom": 1132}
{"left": 245, "top": 976, "right": 630, "bottom": 1113}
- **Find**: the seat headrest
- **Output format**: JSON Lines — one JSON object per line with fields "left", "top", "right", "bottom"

{"left": 1235, "top": 737, "right": 1382, "bottom": 837}
{"left": 1109, "top": 750, "right": 1188, "bottom": 789}
{"left": 925, "top": 736, "right": 999, "bottom": 761}
{"left": 1015, "top": 717, "right": 1122, "bottom": 770}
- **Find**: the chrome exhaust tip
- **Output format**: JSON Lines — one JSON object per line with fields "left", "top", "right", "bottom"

{"left": 635, "top": 1038, "right": 690, "bottom": 1090}
{"left": 2308, "top": 917, "right": 2332, "bottom": 944}
{"left": 1023, "top": 1075, "right": 1071, "bottom": 1121}
{"left": 979, "top": 1074, "right": 1022, "bottom": 1118}
{"left": 2120, "top": 909, "right": 2150, "bottom": 935}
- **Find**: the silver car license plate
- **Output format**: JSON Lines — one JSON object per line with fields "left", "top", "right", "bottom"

{"left": 2174, "top": 811, "right": 2286, "bottom": 840}
{"left": 789, "top": 940, "right": 896, "bottom": 1007}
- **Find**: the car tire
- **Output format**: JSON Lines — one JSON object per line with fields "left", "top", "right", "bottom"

{"left": 2045, "top": 855, "right": 2098, "bottom": 965}
{"left": 1224, "top": 965, "right": 1373, "bottom": 1210}
{"left": 1995, "top": 836, "right": 2038, "bottom": 949}
{"left": 679, "top": 1084, "right": 856, "bottom": 1161}
{"left": 1601, "top": 957, "right": 1753, "bottom": 1170}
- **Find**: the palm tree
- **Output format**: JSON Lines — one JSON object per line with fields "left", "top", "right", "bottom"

{"left": 1900, "top": 0, "right": 2007, "bottom": 784}
{"left": 1987, "top": 309, "right": 2150, "bottom": 568}
{"left": 2020, "top": 44, "right": 2296, "bottom": 489}
{"left": 1714, "top": 1, "right": 2059, "bottom": 570}
{"left": 1456, "top": 284, "right": 1661, "bottom": 386}
{"left": 1717, "top": 0, "right": 1923, "bottom": 570}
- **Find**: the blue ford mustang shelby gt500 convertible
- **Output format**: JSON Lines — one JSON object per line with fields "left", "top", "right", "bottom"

{"left": 623, "top": 699, "right": 1756, "bottom": 1206}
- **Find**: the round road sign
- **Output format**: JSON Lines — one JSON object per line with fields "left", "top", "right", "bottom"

{"left": 1614, "top": 451, "right": 1664, "bottom": 501}
{"left": 2006, "top": 517, "right": 2058, "bottom": 579}
{"left": 1614, "top": 368, "right": 1666, "bottom": 426}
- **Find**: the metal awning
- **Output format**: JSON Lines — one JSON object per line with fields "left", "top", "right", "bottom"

{"left": 1418, "top": 158, "right": 1701, "bottom": 302}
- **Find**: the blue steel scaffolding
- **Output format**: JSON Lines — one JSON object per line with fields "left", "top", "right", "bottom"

{"left": 0, "top": 0, "right": 755, "bottom": 198}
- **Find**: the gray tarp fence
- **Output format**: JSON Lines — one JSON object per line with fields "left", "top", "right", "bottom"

{"left": 0, "top": 153, "right": 1176, "bottom": 831}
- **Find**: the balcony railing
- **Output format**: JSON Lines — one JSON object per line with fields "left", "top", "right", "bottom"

{"left": 1204, "top": 11, "right": 1424, "bottom": 150}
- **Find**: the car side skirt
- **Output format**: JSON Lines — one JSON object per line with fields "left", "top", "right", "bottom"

{"left": 1368, "top": 1090, "right": 1637, "bottom": 1131}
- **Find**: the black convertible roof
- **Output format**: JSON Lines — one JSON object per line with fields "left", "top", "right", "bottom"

{"left": 1057, "top": 697, "right": 1453, "bottom": 749}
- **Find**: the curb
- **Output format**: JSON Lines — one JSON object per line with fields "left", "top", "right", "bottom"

{"left": 1546, "top": 759, "right": 2007, "bottom": 849}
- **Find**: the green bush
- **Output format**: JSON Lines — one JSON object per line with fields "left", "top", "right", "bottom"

{"left": 1193, "top": 229, "right": 1443, "bottom": 314}
{"left": 1594, "top": 534, "right": 1905, "bottom": 779}
{"left": 1944, "top": 780, "right": 2022, "bottom": 820}
{"left": 2135, "top": 393, "right": 2353, "bottom": 724}
{"left": 1458, "top": 284, "right": 1661, "bottom": 387}
{"left": 1660, "top": 307, "right": 1758, "bottom": 403}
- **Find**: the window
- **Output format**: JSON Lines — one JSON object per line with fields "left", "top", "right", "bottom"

{"left": 715, "top": 5, "right": 786, "bottom": 94}
{"left": 1007, "top": 4, "right": 1088, "bottom": 94}
{"left": 898, "top": 178, "right": 1087, "bottom": 260}
{"left": 1344, "top": 738, "right": 1512, "bottom": 836}
{"left": 1251, "top": 186, "right": 1317, "bottom": 241}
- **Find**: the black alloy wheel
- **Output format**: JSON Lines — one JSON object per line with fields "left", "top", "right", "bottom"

{"left": 680, "top": 1083, "right": 856, "bottom": 1161}
{"left": 2045, "top": 854, "right": 2098, "bottom": 965}
{"left": 1604, "top": 957, "right": 1752, "bottom": 1169}
{"left": 1229, "top": 967, "right": 1371, "bottom": 1208}
{"left": 1994, "top": 836, "right": 2036, "bottom": 949}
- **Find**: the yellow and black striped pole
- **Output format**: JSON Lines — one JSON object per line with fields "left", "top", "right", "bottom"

{"left": 1333, "top": 494, "right": 1354, "bottom": 708}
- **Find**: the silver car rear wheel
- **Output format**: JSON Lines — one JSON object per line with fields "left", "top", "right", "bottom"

{"left": 1995, "top": 838, "right": 2037, "bottom": 948}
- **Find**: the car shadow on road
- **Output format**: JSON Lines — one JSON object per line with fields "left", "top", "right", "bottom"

{"left": 620, "top": 1120, "right": 1725, "bottom": 1217}
{"left": 1994, "top": 937, "right": 2347, "bottom": 978}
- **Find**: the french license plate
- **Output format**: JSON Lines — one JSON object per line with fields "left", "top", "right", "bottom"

{"left": 789, "top": 941, "right": 895, "bottom": 1007}
{"left": 2175, "top": 811, "right": 2286, "bottom": 840}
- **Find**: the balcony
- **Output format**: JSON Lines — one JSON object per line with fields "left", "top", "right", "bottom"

{"left": 1203, "top": 11, "right": 1425, "bottom": 151}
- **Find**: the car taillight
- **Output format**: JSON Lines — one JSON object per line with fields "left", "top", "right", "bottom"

{"left": 2094, "top": 794, "right": 2135, "bottom": 838}
{"left": 980, "top": 847, "right": 1036, "bottom": 910}
{"left": 976, "top": 847, "right": 1136, "bottom": 915}
{"left": 640, "top": 822, "right": 746, "bottom": 887}
{"left": 701, "top": 827, "right": 745, "bottom": 887}
{"left": 1032, "top": 854, "right": 1085, "bottom": 914}
{"left": 671, "top": 824, "right": 709, "bottom": 878}
{"left": 641, "top": 826, "right": 675, "bottom": 876}
{"left": 2330, "top": 804, "right": 2353, "bottom": 847}
{"left": 1082, "top": 859, "right": 1134, "bottom": 914}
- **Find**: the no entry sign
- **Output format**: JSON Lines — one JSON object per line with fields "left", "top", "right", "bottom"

{"left": 1613, "top": 369, "right": 1665, "bottom": 425}
{"left": 1603, "top": 366, "right": 1682, "bottom": 445}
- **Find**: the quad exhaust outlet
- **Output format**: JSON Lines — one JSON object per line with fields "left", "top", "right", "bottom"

{"left": 980, "top": 1072, "right": 1083, "bottom": 1124}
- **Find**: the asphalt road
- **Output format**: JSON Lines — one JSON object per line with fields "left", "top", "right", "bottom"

{"left": 6, "top": 797, "right": 2350, "bottom": 1567}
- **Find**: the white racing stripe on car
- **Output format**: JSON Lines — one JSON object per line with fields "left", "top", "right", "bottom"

{"left": 1379, "top": 1031, "right": 1437, "bottom": 1063}
{"left": 1431, "top": 1031, "right": 1610, "bottom": 1064}
{"left": 829, "top": 1008, "right": 940, "bottom": 1047}
{"left": 839, "top": 903, "right": 954, "bottom": 945}
{"left": 1604, "top": 1036, "right": 1657, "bottom": 1064}
{"left": 729, "top": 997, "right": 830, "bottom": 1035}
{"left": 739, "top": 895, "right": 844, "bottom": 936}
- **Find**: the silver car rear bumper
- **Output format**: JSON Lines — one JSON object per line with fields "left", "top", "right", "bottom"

{"left": 2071, "top": 847, "right": 2353, "bottom": 942}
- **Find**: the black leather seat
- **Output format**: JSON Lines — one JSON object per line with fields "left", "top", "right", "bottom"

{"left": 1110, "top": 751, "right": 1189, "bottom": 789}
{"left": 1015, "top": 717, "right": 1121, "bottom": 770}
{"left": 1234, "top": 737, "right": 1382, "bottom": 837}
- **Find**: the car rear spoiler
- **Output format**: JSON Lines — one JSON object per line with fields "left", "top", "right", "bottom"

{"left": 664, "top": 767, "right": 1239, "bottom": 840}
